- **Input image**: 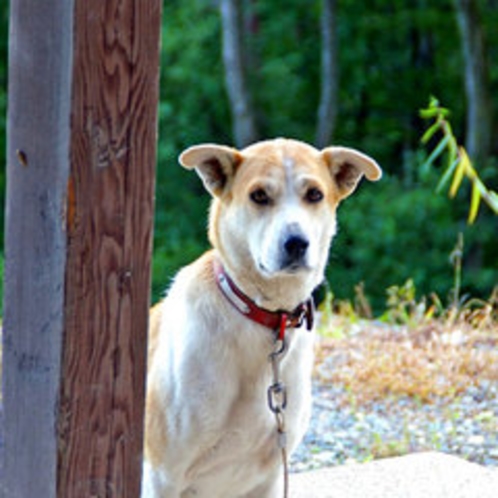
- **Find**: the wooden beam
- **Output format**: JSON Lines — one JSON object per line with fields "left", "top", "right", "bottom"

{"left": 57, "top": 1, "right": 161, "bottom": 495}
{"left": 3, "top": 1, "right": 75, "bottom": 496}
{"left": 3, "top": 1, "right": 162, "bottom": 496}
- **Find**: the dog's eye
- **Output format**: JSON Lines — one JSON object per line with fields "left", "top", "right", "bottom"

{"left": 305, "top": 187, "right": 324, "bottom": 203}
{"left": 250, "top": 188, "right": 271, "bottom": 206}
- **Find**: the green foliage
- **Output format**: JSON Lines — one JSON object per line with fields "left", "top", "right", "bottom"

{"left": 335, "top": 0, "right": 464, "bottom": 168}
{"left": 1, "top": 2, "right": 496, "bottom": 310}
{"left": 328, "top": 170, "right": 496, "bottom": 313}
{"left": 381, "top": 279, "right": 430, "bottom": 326}
{"left": 247, "top": 1, "right": 321, "bottom": 141}
{"left": 159, "top": 0, "right": 231, "bottom": 151}
{"left": 152, "top": 0, "right": 230, "bottom": 300}
{"left": 152, "top": 164, "right": 211, "bottom": 300}
{"left": 151, "top": 2, "right": 498, "bottom": 308}
{"left": 421, "top": 97, "right": 498, "bottom": 223}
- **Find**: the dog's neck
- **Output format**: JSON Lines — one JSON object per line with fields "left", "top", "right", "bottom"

{"left": 214, "top": 251, "right": 318, "bottom": 313}
{"left": 214, "top": 257, "right": 314, "bottom": 334}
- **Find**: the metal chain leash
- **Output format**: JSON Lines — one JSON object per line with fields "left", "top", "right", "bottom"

{"left": 267, "top": 332, "right": 290, "bottom": 498}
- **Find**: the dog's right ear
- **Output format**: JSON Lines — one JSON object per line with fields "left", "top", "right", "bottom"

{"left": 179, "top": 144, "right": 243, "bottom": 197}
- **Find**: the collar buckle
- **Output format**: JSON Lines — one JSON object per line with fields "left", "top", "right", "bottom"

{"left": 287, "top": 300, "right": 315, "bottom": 331}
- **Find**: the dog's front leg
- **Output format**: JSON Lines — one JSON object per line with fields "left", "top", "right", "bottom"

{"left": 141, "top": 460, "right": 182, "bottom": 498}
{"left": 241, "top": 471, "right": 282, "bottom": 498}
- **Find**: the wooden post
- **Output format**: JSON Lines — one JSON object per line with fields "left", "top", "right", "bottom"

{"left": 3, "top": 1, "right": 75, "bottom": 496}
{"left": 3, "top": 1, "right": 162, "bottom": 497}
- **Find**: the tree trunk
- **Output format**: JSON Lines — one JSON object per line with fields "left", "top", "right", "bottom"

{"left": 220, "top": 0, "right": 259, "bottom": 147}
{"left": 454, "top": 0, "right": 493, "bottom": 165}
{"left": 315, "top": 0, "right": 338, "bottom": 148}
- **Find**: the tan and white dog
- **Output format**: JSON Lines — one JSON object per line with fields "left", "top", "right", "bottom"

{"left": 142, "top": 138, "right": 381, "bottom": 497}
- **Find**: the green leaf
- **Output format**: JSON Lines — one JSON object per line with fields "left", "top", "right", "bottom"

{"left": 449, "top": 162, "right": 465, "bottom": 198}
{"left": 468, "top": 181, "right": 481, "bottom": 224}
{"left": 420, "top": 122, "right": 441, "bottom": 144}
{"left": 449, "top": 149, "right": 468, "bottom": 198}
{"left": 488, "top": 191, "right": 498, "bottom": 214}
{"left": 419, "top": 103, "right": 450, "bottom": 120}
{"left": 419, "top": 107, "right": 440, "bottom": 119}
{"left": 477, "top": 185, "right": 498, "bottom": 215}
{"left": 436, "top": 157, "right": 459, "bottom": 193}
{"left": 423, "top": 134, "right": 450, "bottom": 171}
{"left": 474, "top": 177, "right": 489, "bottom": 196}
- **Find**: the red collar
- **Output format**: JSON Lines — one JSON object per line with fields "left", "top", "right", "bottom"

{"left": 213, "top": 259, "right": 314, "bottom": 341}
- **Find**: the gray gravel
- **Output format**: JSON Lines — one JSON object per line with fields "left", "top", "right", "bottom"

{"left": 1, "top": 382, "right": 496, "bottom": 485}
{"left": 291, "top": 380, "right": 498, "bottom": 472}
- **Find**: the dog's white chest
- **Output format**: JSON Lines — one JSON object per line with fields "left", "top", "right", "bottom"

{"left": 181, "top": 354, "right": 313, "bottom": 497}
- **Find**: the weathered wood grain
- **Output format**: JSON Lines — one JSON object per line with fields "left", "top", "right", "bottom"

{"left": 2, "top": 1, "right": 74, "bottom": 497}
{"left": 57, "top": 1, "right": 161, "bottom": 497}
{"left": 3, "top": 1, "right": 162, "bottom": 497}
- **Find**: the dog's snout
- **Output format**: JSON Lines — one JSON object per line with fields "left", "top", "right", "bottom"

{"left": 284, "top": 235, "right": 309, "bottom": 261}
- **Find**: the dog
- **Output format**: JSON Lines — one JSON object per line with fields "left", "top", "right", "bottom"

{"left": 142, "top": 138, "right": 381, "bottom": 497}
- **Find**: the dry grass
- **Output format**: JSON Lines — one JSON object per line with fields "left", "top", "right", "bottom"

{"left": 315, "top": 290, "right": 498, "bottom": 406}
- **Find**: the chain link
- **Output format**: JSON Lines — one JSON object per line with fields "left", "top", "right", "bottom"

{"left": 267, "top": 337, "right": 290, "bottom": 498}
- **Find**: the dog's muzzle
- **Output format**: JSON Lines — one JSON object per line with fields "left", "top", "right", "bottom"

{"left": 280, "top": 234, "right": 309, "bottom": 270}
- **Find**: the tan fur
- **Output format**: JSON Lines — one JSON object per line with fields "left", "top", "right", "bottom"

{"left": 142, "top": 139, "right": 381, "bottom": 497}
{"left": 147, "top": 303, "right": 163, "bottom": 371}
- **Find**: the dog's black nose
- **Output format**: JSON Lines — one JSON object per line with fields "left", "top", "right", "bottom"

{"left": 284, "top": 235, "right": 309, "bottom": 261}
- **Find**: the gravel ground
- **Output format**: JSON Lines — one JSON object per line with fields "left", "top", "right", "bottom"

{"left": 291, "top": 380, "right": 498, "bottom": 473}
{"left": 2, "top": 327, "right": 496, "bottom": 483}
{"left": 1, "top": 381, "right": 496, "bottom": 485}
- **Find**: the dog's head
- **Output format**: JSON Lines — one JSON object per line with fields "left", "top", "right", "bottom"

{"left": 179, "top": 139, "right": 381, "bottom": 302}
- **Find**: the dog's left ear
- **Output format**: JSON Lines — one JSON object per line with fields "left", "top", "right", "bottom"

{"left": 321, "top": 146, "right": 382, "bottom": 200}
{"left": 179, "top": 144, "right": 243, "bottom": 197}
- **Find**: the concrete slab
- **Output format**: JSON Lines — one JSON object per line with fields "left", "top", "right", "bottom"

{"left": 289, "top": 452, "right": 498, "bottom": 498}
